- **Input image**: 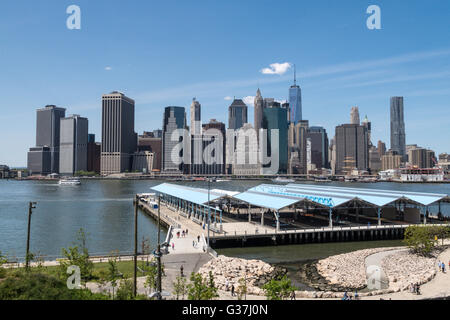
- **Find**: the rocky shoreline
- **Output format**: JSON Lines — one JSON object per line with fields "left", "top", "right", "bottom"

{"left": 315, "top": 247, "right": 400, "bottom": 289}
{"left": 198, "top": 255, "right": 286, "bottom": 296}
{"left": 203, "top": 246, "right": 444, "bottom": 299}
{"left": 381, "top": 249, "right": 442, "bottom": 292}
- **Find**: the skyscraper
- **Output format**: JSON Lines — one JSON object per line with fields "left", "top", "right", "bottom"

{"left": 87, "top": 134, "right": 101, "bottom": 174}
{"left": 263, "top": 105, "right": 288, "bottom": 174}
{"left": 27, "top": 105, "right": 66, "bottom": 175}
{"left": 335, "top": 124, "right": 369, "bottom": 174}
{"left": 190, "top": 98, "right": 203, "bottom": 174}
{"left": 228, "top": 99, "right": 248, "bottom": 130}
{"left": 254, "top": 89, "right": 264, "bottom": 137}
{"left": 202, "top": 119, "right": 226, "bottom": 174}
{"left": 162, "top": 106, "right": 187, "bottom": 172}
{"left": 138, "top": 132, "right": 162, "bottom": 171}
{"left": 350, "top": 107, "right": 360, "bottom": 125}
{"left": 306, "top": 126, "right": 330, "bottom": 169}
{"left": 190, "top": 98, "right": 201, "bottom": 136}
{"left": 289, "top": 65, "right": 302, "bottom": 124}
{"left": 362, "top": 115, "right": 372, "bottom": 145}
{"left": 390, "top": 96, "right": 406, "bottom": 159}
{"left": 288, "top": 120, "right": 309, "bottom": 174}
{"left": 59, "top": 115, "right": 88, "bottom": 176}
{"left": 101, "top": 92, "right": 137, "bottom": 175}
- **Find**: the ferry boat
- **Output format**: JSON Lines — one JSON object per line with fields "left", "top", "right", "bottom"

{"left": 272, "top": 177, "right": 296, "bottom": 183}
{"left": 58, "top": 178, "right": 81, "bottom": 186}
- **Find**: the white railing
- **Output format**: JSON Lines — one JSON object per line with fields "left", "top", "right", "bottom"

{"left": 213, "top": 223, "right": 449, "bottom": 238}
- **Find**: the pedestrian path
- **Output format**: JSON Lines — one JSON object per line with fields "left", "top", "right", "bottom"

{"left": 363, "top": 246, "right": 450, "bottom": 300}
{"left": 365, "top": 249, "right": 406, "bottom": 290}
{"left": 167, "top": 228, "right": 206, "bottom": 255}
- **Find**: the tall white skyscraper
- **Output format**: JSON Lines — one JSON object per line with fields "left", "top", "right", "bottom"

{"left": 350, "top": 106, "right": 360, "bottom": 125}
{"left": 190, "top": 98, "right": 201, "bottom": 136}
{"left": 190, "top": 98, "right": 203, "bottom": 174}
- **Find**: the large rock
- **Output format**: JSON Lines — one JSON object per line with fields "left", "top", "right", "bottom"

{"left": 198, "top": 255, "right": 281, "bottom": 296}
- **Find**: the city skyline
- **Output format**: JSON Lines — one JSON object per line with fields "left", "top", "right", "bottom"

{"left": 1, "top": 1, "right": 450, "bottom": 167}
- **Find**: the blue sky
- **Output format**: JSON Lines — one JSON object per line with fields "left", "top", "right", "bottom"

{"left": 1, "top": 0, "right": 450, "bottom": 167}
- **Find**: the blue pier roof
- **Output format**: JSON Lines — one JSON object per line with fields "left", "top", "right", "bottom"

{"left": 150, "top": 183, "right": 450, "bottom": 211}
{"left": 151, "top": 183, "right": 229, "bottom": 206}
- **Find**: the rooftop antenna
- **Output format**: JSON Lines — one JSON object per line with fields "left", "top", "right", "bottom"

{"left": 294, "top": 64, "right": 297, "bottom": 86}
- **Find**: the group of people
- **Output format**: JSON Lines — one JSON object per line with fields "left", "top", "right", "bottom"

{"left": 409, "top": 283, "right": 421, "bottom": 295}
{"left": 192, "top": 235, "right": 201, "bottom": 248}
{"left": 225, "top": 280, "right": 235, "bottom": 297}
{"left": 438, "top": 260, "right": 448, "bottom": 273}
{"left": 342, "top": 291, "right": 359, "bottom": 300}
{"left": 176, "top": 229, "right": 188, "bottom": 238}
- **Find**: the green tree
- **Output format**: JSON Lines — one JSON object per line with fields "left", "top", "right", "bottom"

{"left": 143, "top": 263, "right": 158, "bottom": 295}
{"left": 404, "top": 226, "right": 436, "bottom": 256}
{"left": 262, "top": 275, "right": 296, "bottom": 300}
{"left": 237, "top": 276, "right": 248, "bottom": 300}
{"left": 430, "top": 225, "right": 450, "bottom": 246}
{"left": 0, "top": 250, "right": 7, "bottom": 279}
{"left": 59, "top": 229, "right": 94, "bottom": 283}
{"left": 116, "top": 279, "right": 134, "bottom": 300}
{"left": 0, "top": 272, "right": 108, "bottom": 300}
{"left": 187, "top": 272, "right": 219, "bottom": 300}
{"left": 172, "top": 275, "right": 187, "bottom": 300}
{"left": 107, "top": 254, "right": 121, "bottom": 299}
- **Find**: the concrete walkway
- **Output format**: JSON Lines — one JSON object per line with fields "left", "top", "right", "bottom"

{"left": 362, "top": 246, "right": 450, "bottom": 300}
{"left": 364, "top": 249, "right": 407, "bottom": 291}
{"left": 167, "top": 227, "right": 206, "bottom": 254}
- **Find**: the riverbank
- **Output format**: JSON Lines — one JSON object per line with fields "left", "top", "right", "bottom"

{"left": 12, "top": 175, "right": 450, "bottom": 183}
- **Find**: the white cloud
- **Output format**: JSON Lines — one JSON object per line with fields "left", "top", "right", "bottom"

{"left": 224, "top": 96, "right": 233, "bottom": 101}
{"left": 105, "top": 66, "right": 112, "bottom": 71}
{"left": 261, "top": 62, "right": 292, "bottom": 75}
{"left": 242, "top": 96, "right": 255, "bottom": 105}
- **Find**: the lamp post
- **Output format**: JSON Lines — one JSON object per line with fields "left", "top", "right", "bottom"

{"left": 207, "top": 178, "right": 211, "bottom": 248}
{"left": 156, "top": 195, "right": 162, "bottom": 299}
{"left": 133, "top": 195, "right": 138, "bottom": 297}
{"left": 25, "top": 202, "right": 37, "bottom": 270}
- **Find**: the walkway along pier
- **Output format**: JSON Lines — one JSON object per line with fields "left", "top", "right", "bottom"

{"left": 137, "top": 183, "right": 450, "bottom": 250}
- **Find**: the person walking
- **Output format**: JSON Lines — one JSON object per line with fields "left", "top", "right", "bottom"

{"left": 197, "top": 235, "right": 200, "bottom": 243}
{"left": 180, "top": 265, "right": 184, "bottom": 277}
{"left": 290, "top": 291, "right": 296, "bottom": 300}
{"left": 231, "top": 284, "right": 235, "bottom": 297}
{"left": 172, "top": 242, "right": 175, "bottom": 250}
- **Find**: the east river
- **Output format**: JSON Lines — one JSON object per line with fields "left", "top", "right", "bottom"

{"left": 0, "top": 179, "right": 449, "bottom": 265}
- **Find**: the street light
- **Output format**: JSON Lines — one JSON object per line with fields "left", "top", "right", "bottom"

{"left": 207, "top": 178, "right": 211, "bottom": 249}
{"left": 25, "top": 202, "right": 37, "bottom": 269}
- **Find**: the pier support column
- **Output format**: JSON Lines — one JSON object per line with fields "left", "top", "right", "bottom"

{"left": 261, "top": 209, "right": 264, "bottom": 226}
{"left": 248, "top": 204, "right": 251, "bottom": 223}
{"left": 424, "top": 206, "right": 428, "bottom": 225}
{"left": 329, "top": 208, "right": 333, "bottom": 229}
{"left": 276, "top": 210, "right": 280, "bottom": 232}
{"left": 356, "top": 207, "right": 359, "bottom": 223}
{"left": 377, "top": 207, "right": 381, "bottom": 226}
